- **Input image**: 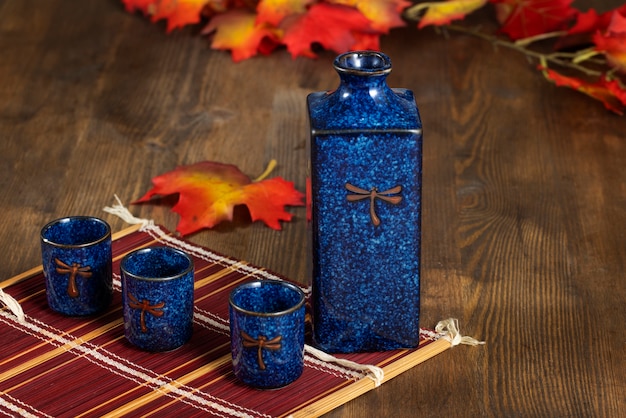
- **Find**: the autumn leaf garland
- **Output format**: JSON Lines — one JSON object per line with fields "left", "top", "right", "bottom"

{"left": 122, "top": 0, "right": 626, "bottom": 114}
{"left": 122, "top": 0, "right": 412, "bottom": 60}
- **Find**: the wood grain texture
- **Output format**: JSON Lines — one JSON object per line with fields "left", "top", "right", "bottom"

{"left": 1, "top": 1, "right": 625, "bottom": 417}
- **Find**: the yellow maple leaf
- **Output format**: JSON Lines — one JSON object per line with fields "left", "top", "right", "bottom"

{"left": 202, "top": 9, "right": 282, "bottom": 62}
{"left": 328, "top": 0, "right": 411, "bottom": 31}
{"left": 256, "top": 0, "right": 314, "bottom": 26}
{"left": 405, "top": 0, "right": 488, "bottom": 29}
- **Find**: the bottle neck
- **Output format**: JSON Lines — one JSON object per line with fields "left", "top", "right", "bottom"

{"left": 332, "top": 51, "right": 393, "bottom": 102}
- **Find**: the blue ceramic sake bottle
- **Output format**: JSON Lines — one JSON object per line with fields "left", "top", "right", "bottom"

{"left": 307, "top": 51, "right": 422, "bottom": 353}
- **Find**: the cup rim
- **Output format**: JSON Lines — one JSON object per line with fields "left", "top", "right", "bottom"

{"left": 40, "top": 216, "right": 111, "bottom": 248}
{"left": 120, "top": 246, "right": 194, "bottom": 282}
{"left": 229, "top": 280, "right": 306, "bottom": 317}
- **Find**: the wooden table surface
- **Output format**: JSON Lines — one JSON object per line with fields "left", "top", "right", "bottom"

{"left": 1, "top": 1, "right": 625, "bottom": 416}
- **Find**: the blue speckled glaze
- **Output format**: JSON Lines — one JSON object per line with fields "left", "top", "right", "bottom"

{"left": 229, "top": 280, "right": 305, "bottom": 389}
{"left": 40, "top": 216, "right": 112, "bottom": 316}
{"left": 121, "top": 247, "right": 194, "bottom": 352}
{"left": 307, "top": 51, "right": 422, "bottom": 353}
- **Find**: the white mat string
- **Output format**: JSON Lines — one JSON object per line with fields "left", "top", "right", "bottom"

{"left": 436, "top": 318, "right": 485, "bottom": 347}
{"left": 305, "top": 344, "right": 385, "bottom": 387}
{"left": 0, "top": 286, "right": 25, "bottom": 323}
{"left": 103, "top": 194, "right": 153, "bottom": 229}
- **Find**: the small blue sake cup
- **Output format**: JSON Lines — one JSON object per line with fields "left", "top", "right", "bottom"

{"left": 41, "top": 216, "right": 112, "bottom": 316}
{"left": 229, "top": 280, "right": 306, "bottom": 389}
{"left": 120, "top": 247, "right": 194, "bottom": 352}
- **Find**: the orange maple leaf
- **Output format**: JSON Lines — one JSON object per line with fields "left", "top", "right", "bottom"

{"left": 256, "top": 0, "right": 314, "bottom": 26}
{"left": 202, "top": 9, "right": 282, "bottom": 62}
{"left": 593, "top": 11, "right": 626, "bottom": 73}
{"left": 122, "top": 0, "right": 206, "bottom": 32}
{"left": 281, "top": 3, "right": 379, "bottom": 59}
{"left": 405, "top": 0, "right": 487, "bottom": 29}
{"left": 134, "top": 161, "right": 305, "bottom": 235}
{"left": 539, "top": 65, "right": 626, "bottom": 115}
{"left": 327, "top": 0, "right": 411, "bottom": 32}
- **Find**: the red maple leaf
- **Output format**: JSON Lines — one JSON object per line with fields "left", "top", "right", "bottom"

{"left": 134, "top": 161, "right": 305, "bottom": 235}
{"left": 491, "top": 0, "right": 577, "bottom": 40}
{"left": 539, "top": 65, "right": 626, "bottom": 115}
{"left": 568, "top": 5, "right": 626, "bottom": 36}
{"left": 121, "top": 0, "right": 154, "bottom": 13}
{"left": 280, "top": 3, "right": 380, "bottom": 59}
{"left": 350, "top": 32, "right": 382, "bottom": 51}
{"left": 593, "top": 11, "right": 626, "bottom": 73}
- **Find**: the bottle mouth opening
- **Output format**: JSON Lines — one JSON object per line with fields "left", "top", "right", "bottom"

{"left": 334, "top": 51, "right": 391, "bottom": 75}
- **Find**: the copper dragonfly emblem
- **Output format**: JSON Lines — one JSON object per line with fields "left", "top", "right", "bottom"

{"left": 127, "top": 293, "right": 165, "bottom": 332}
{"left": 345, "top": 183, "right": 403, "bottom": 226}
{"left": 54, "top": 258, "right": 92, "bottom": 298}
{"left": 241, "top": 331, "right": 282, "bottom": 370}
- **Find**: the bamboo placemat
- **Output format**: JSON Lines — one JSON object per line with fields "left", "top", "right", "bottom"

{"left": 0, "top": 224, "right": 452, "bottom": 417}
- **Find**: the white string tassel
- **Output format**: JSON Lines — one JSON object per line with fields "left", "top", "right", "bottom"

{"left": 0, "top": 287, "right": 25, "bottom": 323}
{"left": 103, "top": 195, "right": 153, "bottom": 229}
{"left": 435, "top": 318, "right": 485, "bottom": 347}
{"left": 305, "top": 344, "right": 385, "bottom": 387}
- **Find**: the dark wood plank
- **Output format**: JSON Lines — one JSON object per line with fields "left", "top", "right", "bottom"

{"left": 1, "top": 1, "right": 625, "bottom": 417}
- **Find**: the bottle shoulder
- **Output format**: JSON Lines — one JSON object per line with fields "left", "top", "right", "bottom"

{"left": 307, "top": 88, "right": 421, "bottom": 131}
